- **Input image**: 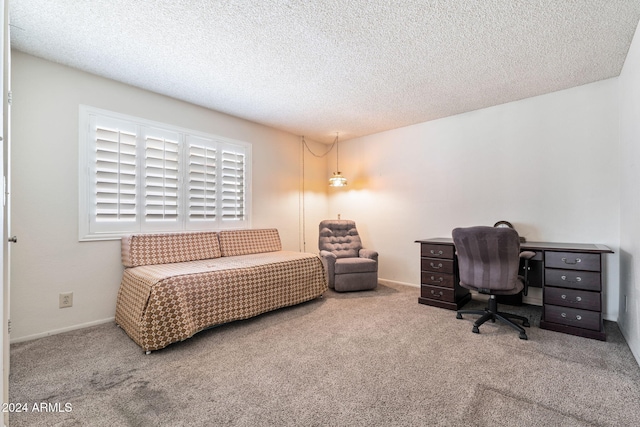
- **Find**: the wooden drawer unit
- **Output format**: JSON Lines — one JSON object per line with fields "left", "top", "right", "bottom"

{"left": 544, "top": 269, "right": 601, "bottom": 291}
{"left": 421, "top": 244, "right": 454, "bottom": 259}
{"left": 543, "top": 287, "right": 601, "bottom": 312}
{"left": 541, "top": 250, "right": 606, "bottom": 341}
{"left": 545, "top": 251, "right": 601, "bottom": 271}
{"left": 544, "top": 305, "right": 602, "bottom": 332}
{"left": 420, "top": 258, "right": 454, "bottom": 274}
{"left": 417, "top": 240, "right": 471, "bottom": 311}
{"left": 420, "top": 285, "right": 455, "bottom": 301}
{"left": 421, "top": 271, "right": 454, "bottom": 288}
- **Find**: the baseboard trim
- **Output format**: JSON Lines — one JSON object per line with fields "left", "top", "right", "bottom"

{"left": 10, "top": 317, "right": 115, "bottom": 344}
{"left": 378, "top": 278, "right": 419, "bottom": 288}
{"left": 617, "top": 322, "right": 640, "bottom": 368}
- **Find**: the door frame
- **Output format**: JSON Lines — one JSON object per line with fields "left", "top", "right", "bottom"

{"left": 2, "top": 0, "right": 10, "bottom": 425}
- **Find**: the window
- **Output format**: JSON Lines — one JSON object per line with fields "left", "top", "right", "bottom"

{"left": 79, "top": 106, "right": 251, "bottom": 240}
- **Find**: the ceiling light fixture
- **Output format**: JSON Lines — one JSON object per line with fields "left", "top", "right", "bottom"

{"left": 329, "top": 133, "right": 347, "bottom": 187}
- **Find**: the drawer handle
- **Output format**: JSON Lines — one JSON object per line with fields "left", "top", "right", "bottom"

{"left": 560, "top": 312, "right": 582, "bottom": 321}
{"left": 430, "top": 262, "right": 443, "bottom": 269}
{"left": 430, "top": 275, "right": 443, "bottom": 282}
{"left": 430, "top": 249, "right": 443, "bottom": 256}
{"left": 560, "top": 294, "right": 582, "bottom": 302}
{"left": 430, "top": 290, "right": 444, "bottom": 298}
{"left": 560, "top": 275, "right": 582, "bottom": 282}
{"left": 561, "top": 257, "right": 581, "bottom": 265}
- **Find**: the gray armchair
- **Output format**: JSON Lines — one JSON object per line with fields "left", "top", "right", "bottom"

{"left": 318, "top": 220, "right": 378, "bottom": 292}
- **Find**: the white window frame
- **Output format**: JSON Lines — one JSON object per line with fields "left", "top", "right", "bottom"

{"left": 79, "top": 105, "right": 252, "bottom": 241}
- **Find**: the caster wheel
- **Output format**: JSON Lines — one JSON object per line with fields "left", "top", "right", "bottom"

{"left": 472, "top": 326, "right": 480, "bottom": 334}
{"left": 456, "top": 313, "right": 463, "bottom": 319}
{"left": 523, "top": 320, "right": 530, "bottom": 327}
{"left": 519, "top": 333, "right": 528, "bottom": 340}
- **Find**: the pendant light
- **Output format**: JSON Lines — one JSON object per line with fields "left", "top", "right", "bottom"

{"left": 329, "top": 133, "right": 347, "bottom": 187}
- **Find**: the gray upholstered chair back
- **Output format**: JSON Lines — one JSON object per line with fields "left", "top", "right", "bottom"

{"left": 318, "top": 220, "right": 363, "bottom": 258}
{"left": 452, "top": 226, "right": 521, "bottom": 292}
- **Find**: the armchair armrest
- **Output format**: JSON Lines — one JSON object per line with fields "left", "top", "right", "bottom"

{"left": 319, "top": 250, "right": 337, "bottom": 288}
{"left": 320, "top": 250, "right": 337, "bottom": 261}
{"left": 359, "top": 249, "right": 378, "bottom": 273}
{"left": 359, "top": 248, "right": 378, "bottom": 262}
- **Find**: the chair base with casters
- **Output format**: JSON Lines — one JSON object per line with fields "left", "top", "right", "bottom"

{"left": 456, "top": 294, "right": 530, "bottom": 340}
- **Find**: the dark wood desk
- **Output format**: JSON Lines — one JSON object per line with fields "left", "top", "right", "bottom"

{"left": 416, "top": 238, "right": 613, "bottom": 341}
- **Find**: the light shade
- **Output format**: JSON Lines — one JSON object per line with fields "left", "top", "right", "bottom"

{"left": 329, "top": 172, "right": 347, "bottom": 187}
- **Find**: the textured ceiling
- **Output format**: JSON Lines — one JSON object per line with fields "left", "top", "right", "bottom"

{"left": 10, "top": 1, "right": 640, "bottom": 143}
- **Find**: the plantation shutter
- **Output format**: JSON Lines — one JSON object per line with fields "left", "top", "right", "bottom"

{"left": 80, "top": 106, "right": 252, "bottom": 240}
{"left": 187, "top": 136, "right": 217, "bottom": 226}
{"left": 143, "top": 129, "right": 180, "bottom": 228}
{"left": 220, "top": 145, "right": 246, "bottom": 223}
{"left": 87, "top": 115, "right": 139, "bottom": 235}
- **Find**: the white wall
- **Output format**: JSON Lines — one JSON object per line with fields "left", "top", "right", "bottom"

{"left": 9, "top": 51, "right": 328, "bottom": 341}
{"left": 8, "top": 49, "right": 629, "bottom": 344}
{"left": 330, "top": 79, "right": 621, "bottom": 320}
{"left": 619, "top": 20, "right": 640, "bottom": 365}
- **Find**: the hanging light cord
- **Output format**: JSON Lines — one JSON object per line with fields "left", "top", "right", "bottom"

{"left": 300, "top": 139, "right": 305, "bottom": 252}
{"left": 299, "top": 134, "right": 339, "bottom": 251}
{"left": 301, "top": 134, "right": 338, "bottom": 158}
{"left": 335, "top": 133, "right": 340, "bottom": 171}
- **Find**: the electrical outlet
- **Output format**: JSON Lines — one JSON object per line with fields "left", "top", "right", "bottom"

{"left": 59, "top": 292, "right": 73, "bottom": 308}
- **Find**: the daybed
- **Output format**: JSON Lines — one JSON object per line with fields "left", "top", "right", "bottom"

{"left": 115, "top": 229, "right": 327, "bottom": 352}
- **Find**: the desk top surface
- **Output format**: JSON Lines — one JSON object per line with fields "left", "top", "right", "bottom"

{"left": 415, "top": 238, "right": 613, "bottom": 254}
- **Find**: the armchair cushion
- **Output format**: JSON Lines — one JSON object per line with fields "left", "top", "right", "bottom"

{"left": 319, "top": 220, "right": 362, "bottom": 258}
{"left": 335, "top": 257, "right": 377, "bottom": 275}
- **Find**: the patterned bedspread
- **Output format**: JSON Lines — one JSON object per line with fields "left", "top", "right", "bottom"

{"left": 115, "top": 251, "right": 327, "bottom": 352}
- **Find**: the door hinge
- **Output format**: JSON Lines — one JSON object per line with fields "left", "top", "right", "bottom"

{"left": 7, "top": 91, "right": 11, "bottom": 106}
{"left": 7, "top": 319, "right": 11, "bottom": 334}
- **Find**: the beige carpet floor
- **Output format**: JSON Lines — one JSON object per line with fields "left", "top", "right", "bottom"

{"left": 8, "top": 282, "right": 640, "bottom": 426}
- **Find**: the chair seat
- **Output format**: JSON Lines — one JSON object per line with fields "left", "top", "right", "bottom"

{"left": 335, "top": 257, "right": 377, "bottom": 274}
{"left": 459, "top": 276, "right": 525, "bottom": 295}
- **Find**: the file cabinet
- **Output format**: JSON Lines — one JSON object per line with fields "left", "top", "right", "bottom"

{"left": 417, "top": 239, "right": 471, "bottom": 310}
{"left": 540, "top": 250, "right": 607, "bottom": 340}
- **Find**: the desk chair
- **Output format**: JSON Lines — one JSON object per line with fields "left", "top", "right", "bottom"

{"left": 452, "top": 226, "right": 535, "bottom": 340}
{"left": 318, "top": 220, "right": 378, "bottom": 292}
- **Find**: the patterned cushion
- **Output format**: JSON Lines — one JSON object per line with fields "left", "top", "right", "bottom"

{"left": 219, "top": 229, "right": 282, "bottom": 257}
{"left": 121, "top": 231, "right": 221, "bottom": 267}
